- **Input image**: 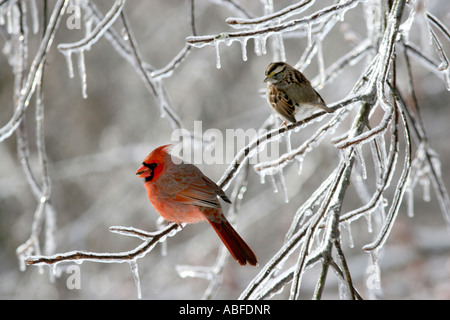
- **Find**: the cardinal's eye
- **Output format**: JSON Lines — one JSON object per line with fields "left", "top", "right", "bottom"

{"left": 143, "top": 162, "right": 157, "bottom": 169}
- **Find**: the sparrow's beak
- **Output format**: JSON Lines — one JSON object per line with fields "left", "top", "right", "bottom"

{"left": 263, "top": 76, "right": 269, "bottom": 83}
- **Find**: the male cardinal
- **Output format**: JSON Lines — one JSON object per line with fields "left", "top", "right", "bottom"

{"left": 136, "top": 145, "right": 257, "bottom": 266}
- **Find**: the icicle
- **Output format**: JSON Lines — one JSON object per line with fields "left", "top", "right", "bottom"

{"left": 376, "top": 134, "right": 388, "bottom": 168}
{"left": 260, "top": 34, "right": 268, "bottom": 55}
{"left": 213, "top": 41, "right": 221, "bottom": 69}
{"left": 406, "top": 188, "right": 414, "bottom": 218}
{"left": 370, "top": 140, "right": 383, "bottom": 184}
{"left": 7, "top": 3, "right": 20, "bottom": 35}
{"left": 63, "top": 51, "right": 74, "bottom": 78}
{"left": 77, "top": 50, "right": 88, "bottom": 98}
{"left": 444, "top": 70, "right": 450, "bottom": 91}
{"left": 285, "top": 130, "right": 292, "bottom": 152}
{"left": 0, "top": 3, "right": 5, "bottom": 25}
{"left": 355, "top": 145, "right": 367, "bottom": 179}
{"left": 17, "top": 254, "right": 26, "bottom": 272}
{"left": 344, "top": 221, "right": 354, "bottom": 248}
{"left": 240, "top": 38, "right": 248, "bottom": 61}
{"left": 129, "top": 260, "right": 142, "bottom": 299}
{"left": 278, "top": 169, "right": 289, "bottom": 203}
{"left": 316, "top": 40, "right": 325, "bottom": 88}
{"left": 365, "top": 212, "right": 373, "bottom": 233}
{"left": 254, "top": 36, "right": 262, "bottom": 56}
{"left": 366, "top": 249, "right": 383, "bottom": 299}
{"left": 269, "top": 173, "right": 278, "bottom": 193}
{"left": 306, "top": 23, "right": 313, "bottom": 47}
{"left": 296, "top": 156, "right": 304, "bottom": 175}
{"left": 259, "top": 170, "right": 266, "bottom": 184}
{"left": 30, "top": 0, "right": 39, "bottom": 34}
{"left": 50, "top": 263, "right": 58, "bottom": 281}
{"left": 420, "top": 175, "right": 430, "bottom": 202}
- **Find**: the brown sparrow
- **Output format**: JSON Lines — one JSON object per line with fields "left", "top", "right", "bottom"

{"left": 264, "top": 62, "right": 333, "bottom": 125}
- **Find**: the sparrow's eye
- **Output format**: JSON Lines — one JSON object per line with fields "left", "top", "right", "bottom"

{"left": 272, "top": 65, "right": 285, "bottom": 75}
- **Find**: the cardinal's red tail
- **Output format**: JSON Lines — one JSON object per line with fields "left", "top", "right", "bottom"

{"left": 208, "top": 219, "right": 258, "bottom": 266}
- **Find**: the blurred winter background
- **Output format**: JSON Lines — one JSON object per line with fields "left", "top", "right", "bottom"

{"left": 0, "top": 0, "right": 449, "bottom": 299}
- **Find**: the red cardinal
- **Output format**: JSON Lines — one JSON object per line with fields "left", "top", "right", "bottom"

{"left": 136, "top": 145, "right": 257, "bottom": 266}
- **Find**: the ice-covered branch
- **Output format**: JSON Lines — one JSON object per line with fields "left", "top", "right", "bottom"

{"left": 187, "top": 0, "right": 363, "bottom": 46}
{"left": 218, "top": 95, "right": 362, "bottom": 190}
{"left": 26, "top": 223, "right": 181, "bottom": 266}
{"left": 26, "top": 222, "right": 182, "bottom": 298}
{"left": 9, "top": 0, "right": 66, "bottom": 270}
{"left": 241, "top": 99, "right": 370, "bottom": 299}
{"left": 253, "top": 108, "right": 349, "bottom": 173}
{"left": 226, "top": 0, "right": 314, "bottom": 28}
{"left": 363, "top": 89, "right": 412, "bottom": 251}
{"left": 58, "top": 0, "right": 125, "bottom": 53}
{"left": 0, "top": 0, "right": 69, "bottom": 142}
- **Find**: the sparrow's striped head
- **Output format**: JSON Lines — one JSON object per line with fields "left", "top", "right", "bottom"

{"left": 264, "top": 62, "right": 287, "bottom": 84}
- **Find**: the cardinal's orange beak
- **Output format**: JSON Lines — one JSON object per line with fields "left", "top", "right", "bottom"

{"left": 136, "top": 162, "right": 157, "bottom": 179}
{"left": 136, "top": 164, "right": 150, "bottom": 178}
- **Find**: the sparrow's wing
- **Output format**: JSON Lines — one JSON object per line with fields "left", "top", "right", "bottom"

{"left": 291, "top": 68, "right": 333, "bottom": 113}
{"left": 267, "top": 85, "right": 297, "bottom": 123}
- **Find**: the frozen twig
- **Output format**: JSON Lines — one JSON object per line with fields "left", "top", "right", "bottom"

{"left": 187, "top": 0, "right": 363, "bottom": 46}
{"left": 226, "top": 0, "right": 314, "bottom": 27}
{"left": 25, "top": 222, "right": 182, "bottom": 265}
{"left": 58, "top": 0, "right": 125, "bottom": 52}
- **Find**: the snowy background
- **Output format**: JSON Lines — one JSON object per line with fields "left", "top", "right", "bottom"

{"left": 0, "top": 0, "right": 449, "bottom": 299}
